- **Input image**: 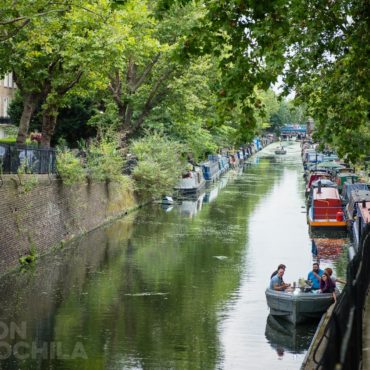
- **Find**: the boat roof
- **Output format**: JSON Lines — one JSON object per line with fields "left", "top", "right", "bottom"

{"left": 357, "top": 201, "right": 370, "bottom": 223}
{"left": 312, "top": 179, "right": 336, "bottom": 187}
{"left": 313, "top": 187, "right": 340, "bottom": 200}
{"left": 347, "top": 190, "right": 370, "bottom": 215}
{"left": 343, "top": 183, "right": 368, "bottom": 201}
{"left": 307, "top": 174, "right": 331, "bottom": 188}
{"left": 337, "top": 172, "right": 358, "bottom": 178}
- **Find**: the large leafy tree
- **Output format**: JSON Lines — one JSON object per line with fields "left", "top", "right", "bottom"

{"left": 0, "top": 0, "right": 126, "bottom": 147}
{"left": 282, "top": 0, "right": 369, "bottom": 162}
{"left": 107, "top": 1, "right": 208, "bottom": 146}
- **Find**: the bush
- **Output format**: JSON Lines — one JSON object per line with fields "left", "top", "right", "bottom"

{"left": 130, "top": 133, "right": 186, "bottom": 199}
{"left": 0, "top": 137, "right": 35, "bottom": 146}
{"left": 86, "top": 139, "right": 124, "bottom": 182}
{"left": 56, "top": 149, "right": 86, "bottom": 185}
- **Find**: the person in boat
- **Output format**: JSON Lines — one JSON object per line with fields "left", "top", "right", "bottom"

{"left": 319, "top": 272, "right": 335, "bottom": 293}
{"left": 319, "top": 272, "right": 337, "bottom": 302}
{"left": 324, "top": 267, "right": 346, "bottom": 286}
{"left": 307, "top": 262, "right": 324, "bottom": 290}
{"left": 270, "top": 267, "right": 291, "bottom": 291}
{"left": 270, "top": 264, "right": 286, "bottom": 279}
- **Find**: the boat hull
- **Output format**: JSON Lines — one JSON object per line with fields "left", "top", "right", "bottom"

{"left": 308, "top": 207, "right": 347, "bottom": 228}
{"left": 265, "top": 289, "right": 334, "bottom": 325}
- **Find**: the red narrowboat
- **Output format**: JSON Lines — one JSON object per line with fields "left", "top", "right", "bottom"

{"left": 308, "top": 187, "right": 346, "bottom": 228}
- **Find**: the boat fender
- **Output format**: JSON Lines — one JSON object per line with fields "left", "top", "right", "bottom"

{"left": 336, "top": 211, "right": 344, "bottom": 222}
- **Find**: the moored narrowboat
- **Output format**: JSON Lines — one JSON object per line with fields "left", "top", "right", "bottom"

{"left": 305, "top": 173, "right": 332, "bottom": 196}
{"left": 308, "top": 187, "right": 346, "bottom": 228}
{"left": 174, "top": 166, "right": 205, "bottom": 196}
{"left": 335, "top": 172, "right": 359, "bottom": 192}
{"left": 341, "top": 182, "right": 369, "bottom": 205}
{"left": 201, "top": 159, "right": 221, "bottom": 182}
{"left": 350, "top": 196, "right": 370, "bottom": 249}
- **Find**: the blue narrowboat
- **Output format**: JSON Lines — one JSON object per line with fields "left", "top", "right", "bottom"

{"left": 201, "top": 157, "right": 221, "bottom": 182}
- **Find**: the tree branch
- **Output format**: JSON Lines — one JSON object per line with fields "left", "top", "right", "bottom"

{"left": 133, "top": 68, "right": 173, "bottom": 129}
{"left": 131, "top": 53, "right": 161, "bottom": 93}
{"left": 109, "top": 70, "right": 126, "bottom": 112}
{"left": 56, "top": 70, "right": 83, "bottom": 95}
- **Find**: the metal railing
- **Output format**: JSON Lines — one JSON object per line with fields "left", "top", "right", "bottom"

{"left": 309, "top": 223, "right": 370, "bottom": 369}
{"left": 312, "top": 204, "right": 344, "bottom": 220}
{"left": 0, "top": 144, "right": 56, "bottom": 174}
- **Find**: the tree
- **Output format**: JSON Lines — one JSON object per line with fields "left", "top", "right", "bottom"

{"left": 279, "top": 0, "right": 369, "bottom": 161}
{"left": 107, "top": 1, "right": 207, "bottom": 146}
{"left": 0, "top": 0, "right": 127, "bottom": 147}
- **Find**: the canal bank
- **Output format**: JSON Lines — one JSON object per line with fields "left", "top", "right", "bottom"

{"left": 0, "top": 175, "right": 137, "bottom": 276}
{"left": 0, "top": 141, "right": 349, "bottom": 370}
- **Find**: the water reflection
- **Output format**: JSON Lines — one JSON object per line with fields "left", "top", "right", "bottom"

{"left": 265, "top": 315, "right": 316, "bottom": 354}
{"left": 177, "top": 193, "right": 205, "bottom": 218}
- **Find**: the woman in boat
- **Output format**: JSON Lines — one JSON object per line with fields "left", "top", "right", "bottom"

{"left": 319, "top": 272, "right": 337, "bottom": 302}
{"left": 324, "top": 267, "right": 346, "bottom": 286}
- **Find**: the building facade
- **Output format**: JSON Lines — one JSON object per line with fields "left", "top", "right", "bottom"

{"left": 0, "top": 73, "right": 17, "bottom": 138}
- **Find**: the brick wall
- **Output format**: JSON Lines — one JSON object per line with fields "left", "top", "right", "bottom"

{"left": 0, "top": 175, "right": 137, "bottom": 275}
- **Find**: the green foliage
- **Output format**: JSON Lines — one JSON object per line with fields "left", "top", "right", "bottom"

{"left": 19, "top": 244, "right": 37, "bottom": 267}
{"left": 56, "top": 149, "right": 86, "bottom": 186}
{"left": 86, "top": 139, "right": 125, "bottom": 183}
{"left": 87, "top": 101, "right": 121, "bottom": 135}
{"left": 16, "top": 161, "right": 39, "bottom": 193}
{"left": 130, "top": 133, "right": 185, "bottom": 198}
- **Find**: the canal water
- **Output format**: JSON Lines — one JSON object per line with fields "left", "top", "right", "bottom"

{"left": 0, "top": 141, "right": 349, "bottom": 370}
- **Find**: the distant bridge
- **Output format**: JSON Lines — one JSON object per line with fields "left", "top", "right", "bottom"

{"left": 280, "top": 124, "right": 307, "bottom": 138}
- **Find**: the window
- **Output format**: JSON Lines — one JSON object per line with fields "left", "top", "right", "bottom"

{"left": 3, "top": 73, "right": 13, "bottom": 88}
{"left": 3, "top": 97, "right": 9, "bottom": 117}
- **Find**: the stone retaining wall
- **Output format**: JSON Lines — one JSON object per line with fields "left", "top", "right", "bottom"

{"left": 0, "top": 175, "right": 137, "bottom": 275}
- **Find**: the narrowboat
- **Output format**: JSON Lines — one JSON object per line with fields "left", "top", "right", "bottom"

{"left": 306, "top": 179, "right": 337, "bottom": 205}
{"left": 348, "top": 194, "right": 370, "bottom": 249}
{"left": 341, "top": 182, "right": 368, "bottom": 205}
{"left": 219, "top": 155, "right": 229, "bottom": 174}
{"left": 305, "top": 173, "right": 332, "bottom": 196}
{"left": 265, "top": 288, "right": 334, "bottom": 325}
{"left": 335, "top": 172, "right": 359, "bottom": 193}
{"left": 174, "top": 166, "right": 205, "bottom": 195}
{"left": 275, "top": 147, "right": 287, "bottom": 155}
{"left": 201, "top": 158, "right": 221, "bottom": 182}
{"left": 308, "top": 187, "right": 346, "bottom": 228}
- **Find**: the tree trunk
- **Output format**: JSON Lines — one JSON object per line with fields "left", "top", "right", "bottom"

{"left": 16, "top": 92, "right": 40, "bottom": 145}
{"left": 40, "top": 105, "right": 58, "bottom": 148}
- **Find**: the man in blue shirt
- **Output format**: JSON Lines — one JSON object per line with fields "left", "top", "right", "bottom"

{"left": 307, "top": 262, "right": 324, "bottom": 289}
{"left": 270, "top": 268, "right": 291, "bottom": 291}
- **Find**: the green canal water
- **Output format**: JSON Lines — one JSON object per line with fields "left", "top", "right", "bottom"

{"left": 0, "top": 141, "right": 349, "bottom": 370}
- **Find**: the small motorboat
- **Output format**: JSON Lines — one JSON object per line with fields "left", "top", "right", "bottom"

{"left": 265, "top": 288, "right": 334, "bottom": 325}
{"left": 161, "top": 196, "right": 174, "bottom": 205}
{"left": 275, "top": 147, "right": 287, "bottom": 155}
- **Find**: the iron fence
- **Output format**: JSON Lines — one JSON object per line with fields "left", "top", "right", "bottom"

{"left": 0, "top": 144, "right": 56, "bottom": 174}
{"left": 310, "top": 223, "right": 370, "bottom": 369}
